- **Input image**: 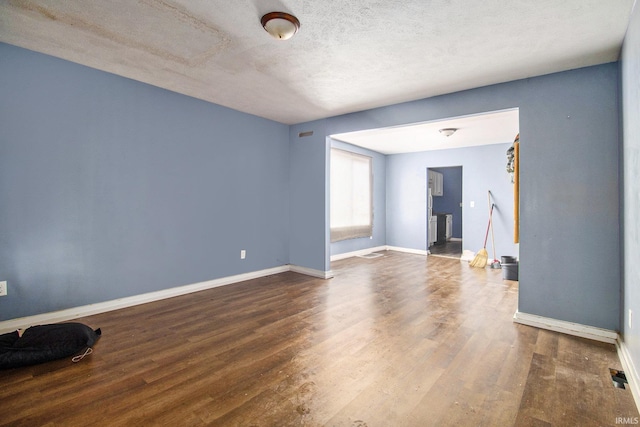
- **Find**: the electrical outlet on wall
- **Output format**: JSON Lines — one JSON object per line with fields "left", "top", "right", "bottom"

{"left": 240, "top": 250, "right": 246, "bottom": 260}
{"left": 0, "top": 281, "right": 7, "bottom": 297}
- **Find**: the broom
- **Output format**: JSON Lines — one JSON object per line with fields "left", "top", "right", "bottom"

{"left": 470, "top": 203, "right": 494, "bottom": 268}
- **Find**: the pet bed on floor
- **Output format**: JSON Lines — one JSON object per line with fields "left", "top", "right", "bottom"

{"left": 0, "top": 322, "right": 101, "bottom": 369}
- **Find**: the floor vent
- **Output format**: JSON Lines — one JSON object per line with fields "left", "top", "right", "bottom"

{"left": 357, "top": 253, "right": 384, "bottom": 259}
{"left": 610, "top": 368, "right": 628, "bottom": 389}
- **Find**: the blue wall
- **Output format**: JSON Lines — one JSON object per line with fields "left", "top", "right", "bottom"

{"left": 315, "top": 63, "right": 621, "bottom": 331}
{"left": 621, "top": 2, "right": 640, "bottom": 382}
{"left": 516, "top": 66, "right": 620, "bottom": 330}
{"left": 0, "top": 41, "right": 625, "bottom": 335}
{"left": 431, "top": 166, "right": 463, "bottom": 239}
{"left": 0, "top": 43, "right": 290, "bottom": 320}
{"left": 329, "top": 140, "right": 386, "bottom": 256}
{"left": 288, "top": 121, "right": 330, "bottom": 272}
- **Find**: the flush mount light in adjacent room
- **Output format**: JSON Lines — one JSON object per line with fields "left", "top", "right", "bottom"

{"left": 439, "top": 128, "right": 457, "bottom": 137}
{"left": 261, "top": 12, "right": 300, "bottom": 40}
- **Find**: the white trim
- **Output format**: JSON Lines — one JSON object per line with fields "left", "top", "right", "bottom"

{"left": 460, "top": 250, "right": 475, "bottom": 262}
{"left": 289, "top": 264, "right": 334, "bottom": 279}
{"left": 0, "top": 265, "right": 300, "bottom": 334}
{"left": 513, "top": 311, "right": 618, "bottom": 344}
{"left": 617, "top": 340, "right": 640, "bottom": 410}
{"left": 449, "top": 237, "right": 462, "bottom": 242}
{"left": 330, "top": 245, "right": 388, "bottom": 261}
{"left": 386, "top": 246, "right": 429, "bottom": 256}
{"left": 330, "top": 245, "right": 430, "bottom": 261}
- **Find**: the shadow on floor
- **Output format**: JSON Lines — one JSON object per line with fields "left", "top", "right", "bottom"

{"left": 429, "top": 240, "right": 462, "bottom": 258}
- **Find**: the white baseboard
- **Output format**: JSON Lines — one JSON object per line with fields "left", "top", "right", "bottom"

{"left": 460, "top": 250, "right": 475, "bottom": 262}
{"left": 0, "top": 264, "right": 334, "bottom": 334}
{"left": 385, "top": 246, "right": 429, "bottom": 256}
{"left": 617, "top": 340, "right": 640, "bottom": 411}
{"left": 513, "top": 311, "right": 618, "bottom": 344}
{"left": 330, "top": 245, "right": 429, "bottom": 261}
{"left": 289, "top": 264, "right": 334, "bottom": 279}
{"left": 330, "top": 245, "right": 388, "bottom": 261}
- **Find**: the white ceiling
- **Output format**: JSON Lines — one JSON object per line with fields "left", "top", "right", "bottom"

{"left": 331, "top": 109, "right": 520, "bottom": 154}
{"left": 0, "top": 1, "right": 635, "bottom": 125}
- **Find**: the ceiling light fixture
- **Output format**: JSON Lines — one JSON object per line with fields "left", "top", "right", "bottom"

{"left": 439, "top": 128, "right": 457, "bottom": 137}
{"left": 261, "top": 12, "right": 300, "bottom": 40}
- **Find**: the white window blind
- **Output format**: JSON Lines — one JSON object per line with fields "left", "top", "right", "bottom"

{"left": 330, "top": 148, "right": 373, "bottom": 242}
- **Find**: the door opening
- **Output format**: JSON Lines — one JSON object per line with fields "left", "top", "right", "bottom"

{"left": 427, "top": 166, "right": 463, "bottom": 259}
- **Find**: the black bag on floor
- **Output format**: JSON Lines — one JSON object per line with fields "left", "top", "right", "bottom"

{"left": 0, "top": 322, "right": 101, "bottom": 369}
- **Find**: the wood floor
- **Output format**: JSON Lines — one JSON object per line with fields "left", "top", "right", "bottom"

{"left": 429, "top": 240, "right": 463, "bottom": 258}
{"left": 1, "top": 252, "right": 637, "bottom": 426}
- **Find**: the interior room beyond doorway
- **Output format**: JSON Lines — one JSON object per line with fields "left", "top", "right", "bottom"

{"left": 428, "top": 166, "right": 463, "bottom": 259}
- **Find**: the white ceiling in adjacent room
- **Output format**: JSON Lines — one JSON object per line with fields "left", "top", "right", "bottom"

{"left": 331, "top": 109, "right": 520, "bottom": 154}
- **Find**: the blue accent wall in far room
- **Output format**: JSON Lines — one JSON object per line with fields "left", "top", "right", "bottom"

{"left": 431, "top": 166, "right": 463, "bottom": 238}
{"left": 0, "top": 43, "right": 290, "bottom": 321}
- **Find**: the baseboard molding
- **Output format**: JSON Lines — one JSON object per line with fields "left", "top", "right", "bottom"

{"left": 385, "top": 246, "right": 429, "bottom": 256}
{"left": 330, "top": 245, "right": 429, "bottom": 261}
{"left": 513, "top": 311, "right": 618, "bottom": 344}
{"left": 460, "top": 250, "right": 475, "bottom": 262}
{"left": 330, "top": 246, "right": 388, "bottom": 261}
{"left": 0, "top": 265, "right": 304, "bottom": 334}
{"left": 289, "top": 264, "right": 334, "bottom": 279}
{"left": 617, "top": 340, "right": 640, "bottom": 411}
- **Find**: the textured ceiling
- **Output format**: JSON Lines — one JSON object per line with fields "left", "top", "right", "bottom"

{"left": 0, "top": 0, "right": 635, "bottom": 124}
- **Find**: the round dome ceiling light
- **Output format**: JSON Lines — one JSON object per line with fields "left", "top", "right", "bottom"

{"left": 261, "top": 12, "right": 300, "bottom": 40}
{"left": 439, "top": 128, "right": 458, "bottom": 137}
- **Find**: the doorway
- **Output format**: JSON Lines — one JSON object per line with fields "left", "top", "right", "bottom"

{"left": 427, "top": 166, "right": 463, "bottom": 259}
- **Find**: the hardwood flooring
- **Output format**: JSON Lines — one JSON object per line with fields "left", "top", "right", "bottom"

{"left": 429, "top": 240, "right": 463, "bottom": 258}
{"left": 1, "top": 251, "right": 637, "bottom": 426}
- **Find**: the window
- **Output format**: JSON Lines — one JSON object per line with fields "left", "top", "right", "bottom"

{"left": 330, "top": 148, "right": 373, "bottom": 242}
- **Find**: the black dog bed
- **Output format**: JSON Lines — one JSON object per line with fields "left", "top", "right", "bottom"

{"left": 0, "top": 322, "right": 101, "bottom": 369}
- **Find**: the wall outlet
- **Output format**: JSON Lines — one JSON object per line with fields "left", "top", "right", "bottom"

{"left": 0, "top": 281, "right": 7, "bottom": 297}
{"left": 630, "top": 309, "right": 633, "bottom": 329}
{"left": 240, "top": 250, "right": 246, "bottom": 260}
{"left": 470, "top": 201, "right": 475, "bottom": 208}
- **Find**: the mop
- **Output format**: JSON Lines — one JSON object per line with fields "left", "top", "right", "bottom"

{"left": 488, "top": 192, "right": 501, "bottom": 269}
